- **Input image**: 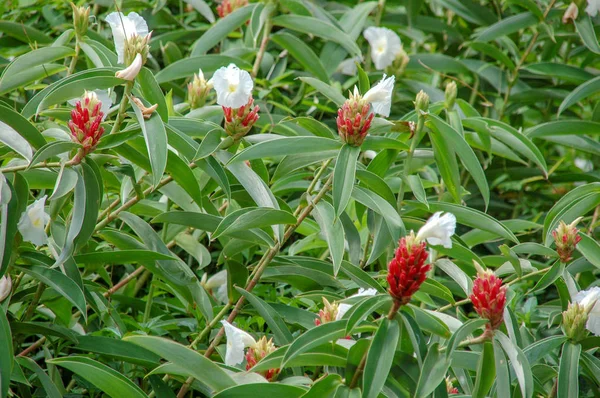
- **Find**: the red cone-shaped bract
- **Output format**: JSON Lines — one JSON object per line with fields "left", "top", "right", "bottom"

{"left": 336, "top": 96, "right": 374, "bottom": 147}
{"left": 552, "top": 219, "right": 582, "bottom": 263}
{"left": 387, "top": 234, "right": 430, "bottom": 305}
{"left": 223, "top": 97, "right": 260, "bottom": 140}
{"left": 470, "top": 271, "right": 506, "bottom": 331}
{"left": 68, "top": 93, "right": 105, "bottom": 163}
{"left": 217, "top": 0, "right": 248, "bottom": 18}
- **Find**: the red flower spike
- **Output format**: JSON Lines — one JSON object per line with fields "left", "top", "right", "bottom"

{"left": 222, "top": 97, "right": 259, "bottom": 140}
{"left": 470, "top": 269, "right": 507, "bottom": 332}
{"left": 553, "top": 218, "right": 583, "bottom": 263}
{"left": 69, "top": 91, "right": 105, "bottom": 164}
{"left": 336, "top": 91, "right": 373, "bottom": 147}
{"left": 387, "top": 232, "right": 430, "bottom": 305}
{"left": 244, "top": 337, "right": 279, "bottom": 381}
{"left": 217, "top": 0, "right": 248, "bottom": 18}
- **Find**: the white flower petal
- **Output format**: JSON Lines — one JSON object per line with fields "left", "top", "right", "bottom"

{"left": 586, "top": 0, "right": 600, "bottom": 17}
{"left": 416, "top": 212, "right": 456, "bottom": 249}
{"left": 212, "top": 64, "right": 253, "bottom": 108}
{"left": 337, "top": 57, "right": 361, "bottom": 75}
{"left": 335, "top": 288, "right": 378, "bottom": 321}
{"left": 205, "top": 270, "right": 227, "bottom": 290}
{"left": 106, "top": 12, "right": 148, "bottom": 63}
{"left": 115, "top": 53, "right": 143, "bottom": 81}
{"left": 575, "top": 287, "right": 600, "bottom": 335}
{"left": 17, "top": 195, "right": 50, "bottom": 246}
{"left": 363, "top": 75, "right": 395, "bottom": 117}
{"left": 0, "top": 275, "right": 11, "bottom": 302}
{"left": 363, "top": 27, "right": 402, "bottom": 70}
{"left": 221, "top": 320, "right": 256, "bottom": 366}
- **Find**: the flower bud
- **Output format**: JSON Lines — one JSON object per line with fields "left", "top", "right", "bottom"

{"left": 388, "top": 48, "right": 409, "bottom": 77}
{"left": 552, "top": 217, "right": 583, "bottom": 263}
{"left": 70, "top": 2, "right": 90, "bottom": 39}
{"left": 68, "top": 90, "right": 106, "bottom": 163}
{"left": 444, "top": 81, "right": 457, "bottom": 110}
{"left": 217, "top": 0, "right": 249, "bottom": 18}
{"left": 116, "top": 53, "right": 143, "bottom": 81}
{"left": 336, "top": 89, "right": 374, "bottom": 147}
{"left": 445, "top": 377, "right": 459, "bottom": 395}
{"left": 470, "top": 264, "right": 507, "bottom": 333}
{"left": 415, "top": 90, "right": 430, "bottom": 115}
{"left": 245, "top": 336, "right": 278, "bottom": 381}
{"left": 223, "top": 97, "right": 260, "bottom": 140}
{"left": 562, "top": 302, "right": 589, "bottom": 342}
{"left": 563, "top": 2, "right": 579, "bottom": 24}
{"left": 315, "top": 297, "right": 339, "bottom": 326}
{"left": 188, "top": 69, "right": 213, "bottom": 109}
{"left": 123, "top": 32, "right": 152, "bottom": 67}
{"left": 387, "top": 232, "right": 430, "bottom": 305}
{"left": 0, "top": 275, "right": 11, "bottom": 303}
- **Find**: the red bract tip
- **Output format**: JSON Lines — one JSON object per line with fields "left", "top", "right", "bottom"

{"left": 470, "top": 271, "right": 506, "bottom": 331}
{"left": 387, "top": 235, "right": 430, "bottom": 305}
{"left": 69, "top": 97, "right": 105, "bottom": 163}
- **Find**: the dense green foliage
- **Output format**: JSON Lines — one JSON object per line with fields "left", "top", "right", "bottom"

{"left": 2, "top": 0, "right": 600, "bottom": 397}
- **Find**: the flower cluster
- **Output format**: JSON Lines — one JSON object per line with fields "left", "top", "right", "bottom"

{"left": 387, "top": 212, "right": 456, "bottom": 306}
{"left": 222, "top": 321, "right": 278, "bottom": 380}
{"left": 563, "top": 287, "right": 600, "bottom": 340}
{"left": 106, "top": 12, "right": 151, "bottom": 81}
{"left": 70, "top": 2, "right": 89, "bottom": 39}
{"left": 363, "top": 27, "right": 403, "bottom": 71}
{"left": 553, "top": 218, "right": 582, "bottom": 263}
{"left": 336, "top": 75, "right": 395, "bottom": 146}
{"left": 470, "top": 264, "right": 507, "bottom": 334}
{"left": 217, "top": 0, "right": 248, "bottom": 18}
{"left": 68, "top": 91, "right": 106, "bottom": 163}
{"left": 188, "top": 68, "right": 213, "bottom": 109}
{"left": 315, "top": 297, "right": 338, "bottom": 326}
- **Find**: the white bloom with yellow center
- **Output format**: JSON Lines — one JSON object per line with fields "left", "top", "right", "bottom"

{"left": 106, "top": 12, "right": 149, "bottom": 64}
{"left": 416, "top": 212, "right": 456, "bottom": 249}
{"left": 210, "top": 64, "right": 253, "bottom": 108}
{"left": 363, "top": 27, "right": 402, "bottom": 70}
{"left": 221, "top": 320, "right": 256, "bottom": 366}
{"left": 17, "top": 195, "right": 50, "bottom": 246}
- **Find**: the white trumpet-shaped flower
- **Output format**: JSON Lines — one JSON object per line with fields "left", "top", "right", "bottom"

{"left": 415, "top": 212, "right": 456, "bottom": 249}
{"left": 210, "top": 64, "right": 253, "bottom": 108}
{"left": 204, "top": 270, "right": 228, "bottom": 304}
{"left": 363, "top": 27, "right": 402, "bottom": 70}
{"left": 17, "top": 195, "right": 50, "bottom": 246}
{"left": 362, "top": 74, "right": 395, "bottom": 117}
{"left": 586, "top": 0, "right": 600, "bottom": 17}
{"left": 116, "top": 53, "right": 143, "bottom": 81}
{"left": 105, "top": 12, "right": 149, "bottom": 63}
{"left": 221, "top": 320, "right": 257, "bottom": 366}
{"left": 574, "top": 287, "right": 600, "bottom": 336}
{"left": 336, "top": 288, "right": 378, "bottom": 321}
{"left": 0, "top": 275, "right": 11, "bottom": 302}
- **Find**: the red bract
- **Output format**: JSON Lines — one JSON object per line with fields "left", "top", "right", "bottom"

{"left": 217, "top": 0, "right": 248, "bottom": 18}
{"left": 68, "top": 92, "right": 105, "bottom": 163}
{"left": 223, "top": 97, "right": 260, "bottom": 140}
{"left": 552, "top": 218, "right": 582, "bottom": 263}
{"left": 387, "top": 234, "right": 430, "bottom": 305}
{"left": 470, "top": 270, "right": 506, "bottom": 331}
{"left": 336, "top": 97, "right": 374, "bottom": 147}
{"left": 244, "top": 337, "right": 278, "bottom": 381}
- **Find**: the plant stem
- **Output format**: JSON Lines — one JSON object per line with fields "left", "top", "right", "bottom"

{"left": 23, "top": 283, "right": 45, "bottom": 321}
{"left": 252, "top": 14, "right": 273, "bottom": 78}
{"left": 109, "top": 81, "right": 135, "bottom": 136}
{"left": 67, "top": 40, "right": 80, "bottom": 76}
{"left": 349, "top": 351, "right": 367, "bottom": 388}
{"left": 396, "top": 129, "right": 422, "bottom": 211}
{"left": 142, "top": 276, "right": 155, "bottom": 324}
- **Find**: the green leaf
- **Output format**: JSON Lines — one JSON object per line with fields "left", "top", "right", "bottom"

{"left": 558, "top": 343, "right": 581, "bottom": 398}
{"left": 415, "top": 343, "right": 450, "bottom": 398}
{"left": 0, "top": 104, "right": 46, "bottom": 149}
{"left": 136, "top": 67, "right": 168, "bottom": 122}
{"left": 345, "top": 294, "right": 391, "bottom": 334}
{"left": 495, "top": 331, "right": 533, "bottom": 398}
{"left": 362, "top": 318, "right": 400, "bottom": 398}
{"left": 271, "top": 32, "right": 330, "bottom": 82}
{"left": 272, "top": 15, "right": 361, "bottom": 57}
{"left": 0, "top": 307, "right": 12, "bottom": 398}
{"left": 73, "top": 336, "right": 161, "bottom": 367}
{"left": 0, "top": 20, "right": 53, "bottom": 44}
{"left": 427, "top": 114, "right": 490, "bottom": 209}
{"left": 213, "top": 208, "right": 296, "bottom": 239}
{"left": 14, "top": 264, "right": 87, "bottom": 317}
{"left": 577, "top": 232, "right": 600, "bottom": 269}
{"left": 428, "top": 123, "right": 461, "bottom": 203}
{"left": 132, "top": 99, "right": 168, "bottom": 188}
{"left": 312, "top": 201, "right": 345, "bottom": 275}
{"left": 48, "top": 356, "right": 148, "bottom": 398}
{"left": 16, "top": 357, "right": 61, "bottom": 398}
{"left": 281, "top": 320, "right": 346, "bottom": 367}
{"left": 124, "top": 335, "right": 236, "bottom": 391}
{"left": 73, "top": 250, "right": 176, "bottom": 264}
{"left": 559, "top": 75, "right": 600, "bottom": 115}
{"left": 191, "top": 4, "right": 256, "bottom": 56}
{"left": 475, "top": 12, "right": 538, "bottom": 42}
{"left": 530, "top": 260, "right": 564, "bottom": 293}
{"left": 575, "top": 15, "right": 600, "bottom": 55}
{"left": 213, "top": 384, "right": 306, "bottom": 398}
{"left": 230, "top": 137, "right": 341, "bottom": 163}
{"left": 472, "top": 341, "right": 495, "bottom": 398}
{"left": 155, "top": 55, "right": 251, "bottom": 83}
{"left": 28, "top": 141, "right": 80, "bottom": 167}
{"left": 299, "top": 77, "right": 346, "bottom": 106}
{"left": 333, "top": 144, "right": 360, "bottom": 216}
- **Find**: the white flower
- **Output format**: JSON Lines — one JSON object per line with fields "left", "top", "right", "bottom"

{"left": 416, "top": 211, "right": 456, "bottom": 249}
{"left": 221, "top": 320, "right": 256, "bottom": 366}
{"left": 204, "top": 270, "right": 228, "bottom": 304}
{"left": 0, "top": 173, "right": 10, "bottom": 205}
{"left": 0, "top": 275, "right": 11, "bottom": 302}
{"left": 574, "top": 287, "right": 600, "bottom": 335}
{"left": 362, "top": 74, "right": 395, "bottom": 117}
{"left": 210, "top": 64, "right": 253, "bottom": 108}
{"left": 116, "top": 53, "right": 143, "bottom": 81}
{"left": 17, "top": 196, "right": 50, "bottom": 246}
{"left": 363, "top": 27, "right": 402, "bottom": 70}
{"left": 336, "top": 288, "right": 378, "bottom": 321}
{"left": 575, "top": 158, "right": 593, "bottom": 172}
{"left": 105, "top": 12, "right": 149, "bottom": 64}
{"left": 586, "top": 0, "right": 600, "bottom": 17}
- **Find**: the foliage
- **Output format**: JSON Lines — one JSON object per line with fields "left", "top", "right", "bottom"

{"left": 1, "top": 0, "right": 600, "bottom": 397}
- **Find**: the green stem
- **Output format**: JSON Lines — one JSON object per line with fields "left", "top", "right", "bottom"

{"left": 396, "top": 128, "right": 422, "bottom": 211}
{"left": 110, "top": 81, "right": 135, "bottom": 136}
{"left": 252, "top": 13, "right": 274, "bottom": 78}
{"left": 23, "top": 283, "right": 46, "bottom": 321}
{"left": 142, "top": 276, "right": 155, "bottom": 324}
{"left": 67, "top": 40, "right": 80, "bottom": 76}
